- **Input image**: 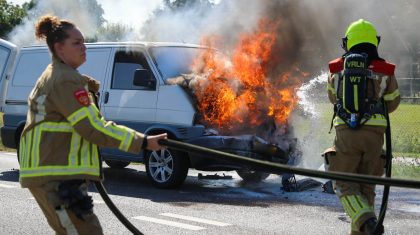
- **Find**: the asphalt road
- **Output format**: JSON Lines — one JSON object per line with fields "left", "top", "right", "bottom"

{"left": 1, "top": 152, "right": 420, "bottom": 235}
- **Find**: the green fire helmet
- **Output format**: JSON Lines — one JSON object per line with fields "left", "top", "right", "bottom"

{"left": 345, "top": 19, "right": 379, "bottom": 50}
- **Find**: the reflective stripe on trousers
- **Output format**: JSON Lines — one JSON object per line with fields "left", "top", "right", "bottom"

{"left": 340, "top": 194, "right": 376, "bottom": 232}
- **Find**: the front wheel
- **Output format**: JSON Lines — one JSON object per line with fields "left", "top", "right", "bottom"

{"left": 145, "top": 148, "right": 189, "bottom": 189}
{"left": 16, "top": 140, "right": 20, "bottom": 163}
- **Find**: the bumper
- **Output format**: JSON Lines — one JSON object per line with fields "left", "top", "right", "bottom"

{"left": 186, "top": 135, "right": 291, "bottom": 171}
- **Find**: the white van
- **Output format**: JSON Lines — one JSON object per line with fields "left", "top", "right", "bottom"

{"left": 0, "top": 39, "right": 290, "bottom": 188}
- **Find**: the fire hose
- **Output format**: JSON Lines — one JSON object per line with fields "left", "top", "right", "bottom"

{"left": 374, "top": 100, "right": 393, "bottom": 234}
{"left": 158, "top": 138, "right": 420, "bottom": 235}
{"left": 89, "top": 96, "right": 408, "bottom": 235}
{"left": 91, "top": 92, "right": 144, "bottom": 235}
{"left": 93, "top": 147, "right": 143, "bottom": 235}
{"left": 94, "top": 181, "right": 143, "bottom": 235}
{"left": 158, "top": 139, "right": 420, "bottom": 189}
{"left": 93, "top": 138, "right": 420, "bottom": 235}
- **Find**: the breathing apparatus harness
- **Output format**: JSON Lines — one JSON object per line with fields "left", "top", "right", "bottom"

{"left": 328, "top": 50, "right": 395, "bottom": 131}
{"left": 332, "top": 52, "right": 380, "bottom": 130}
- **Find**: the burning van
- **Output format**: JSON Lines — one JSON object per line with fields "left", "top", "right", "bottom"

{"left": 139, "top": 43, "right": 300, "bottom": 188}
{"left": 1, "top": 37, "right": 301, "bottom": 188}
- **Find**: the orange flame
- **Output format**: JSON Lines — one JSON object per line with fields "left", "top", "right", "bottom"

{"left": 192, "top": 19, "right": 303, "bottom": 134}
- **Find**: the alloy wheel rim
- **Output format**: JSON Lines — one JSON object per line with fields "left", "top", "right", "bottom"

{"left": 148, "top": 149, "right": 174, "bottom": 183}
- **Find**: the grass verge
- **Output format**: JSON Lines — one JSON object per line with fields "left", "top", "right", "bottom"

{"left": 392, "top": 164, "right": 420, "bottom": 180}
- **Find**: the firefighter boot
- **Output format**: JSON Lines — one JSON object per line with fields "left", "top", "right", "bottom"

{"left": 361, "top": 218, "right": 384, "bottom": 235}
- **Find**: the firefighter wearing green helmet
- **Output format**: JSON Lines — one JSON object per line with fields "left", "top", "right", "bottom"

{"left": 324, "top": 19, "right": 400, "bottom": 234}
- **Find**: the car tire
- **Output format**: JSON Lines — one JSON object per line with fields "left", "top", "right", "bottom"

{"left": 16, "top": 140, "right": 20, "bottom": 163}
{"left": 145, "top": 148, "right": 189, "bottom": 189}
{"left": 105, "top": 160, "right": 130, "bottom": 169}
{"left": 236, "top": 170, "right": 270, "bottom": 182}
{"left": 16, "top": 127, "right": 24, "bottom": 164}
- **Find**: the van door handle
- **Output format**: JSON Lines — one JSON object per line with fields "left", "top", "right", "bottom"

{"left": 104, "top": 92, "right": 109, "bottom": 104}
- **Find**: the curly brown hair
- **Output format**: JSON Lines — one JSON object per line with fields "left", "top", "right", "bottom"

{"left": 35, "top": 15, "right": 76, "bottom": 54}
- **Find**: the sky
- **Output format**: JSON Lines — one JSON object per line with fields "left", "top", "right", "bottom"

{"left": 7, "top": 0, "right": 163, "bottom": 29}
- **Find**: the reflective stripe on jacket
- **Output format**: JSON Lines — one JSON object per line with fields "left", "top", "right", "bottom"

{"left": 20, "top": 57, "right": 145, "bottom": 188}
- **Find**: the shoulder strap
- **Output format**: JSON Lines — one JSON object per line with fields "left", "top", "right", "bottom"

{"left": 328, "top": 58, "right": 343, "bottom": 133}
{"left": 369, "top": 60, "right": 395, "bottom": 76}
{"left": 328, "top": 58, "right": 344, "bottom": 73}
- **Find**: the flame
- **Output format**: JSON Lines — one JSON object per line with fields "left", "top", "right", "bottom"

{"left": 192, "top": 19, "right": 303, "bottom": 134}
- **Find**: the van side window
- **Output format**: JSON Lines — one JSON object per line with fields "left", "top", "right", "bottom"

{"left": 111, "top": 50, "right": 154, "bottom": 90}
{"left": 12, "top": 50, "right": 50, "bottom": 87}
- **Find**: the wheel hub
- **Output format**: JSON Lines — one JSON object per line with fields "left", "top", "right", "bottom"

{"left": 148, "top": 149, "right": 174, "bottom": 183}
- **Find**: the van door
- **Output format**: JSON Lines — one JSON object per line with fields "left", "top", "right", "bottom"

{"left": 0, "top": 39, "right": 17, "bottom": 111}
{"left": 78, "top": 47, "right": 112, "bottom": 109}
{"left": 101, "top": 47, "right": 158, "bottom": 129}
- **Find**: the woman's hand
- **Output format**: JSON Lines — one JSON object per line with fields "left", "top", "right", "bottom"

{"left": 145, "top": 133, "right": 168, "bottom": 151}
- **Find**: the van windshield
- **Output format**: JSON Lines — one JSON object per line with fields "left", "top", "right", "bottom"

{"left": 149, "top": 46, "right": 205, "bottom": 81}
{"left": 0, "top": 46, "right": 11, "bottom": 81}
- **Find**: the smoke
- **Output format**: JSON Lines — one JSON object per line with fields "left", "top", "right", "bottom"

{"left": 8, "top": 0, "right": 105, "bottom": 46}
{"left": 296, "top": 73, "right": 328, "bottom": 118}
{"left": 140, "top": 0, "right": 265, "bottom": 47}
{"left": 9, "top": 0, "right": 419, "bottom": 77}
{"left": 7, "top": 0, "right": 419, "bottom": 167}
{"left": 291, "top": 73, "right": 333, "bottom": 168}
{"left": 139, "top": 0, "right": 419, "bottom": 167}
{"left": 142, "top": 0, "right": 420, "bottom": 76}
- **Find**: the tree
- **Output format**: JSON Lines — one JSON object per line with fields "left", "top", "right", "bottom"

{"left": 83, "top": 0, "right": 106, "bottom": 29}
{"left": 0, "top": 0, "right": 34, "bottom": 38}
{"left": 163, "top": 0, "right": 213, "bottom": 10}
{"left": 87, "top": 23, "right": 135, "bottom": 42}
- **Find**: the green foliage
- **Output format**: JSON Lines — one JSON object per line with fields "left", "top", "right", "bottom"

{"left": 390, "top": 104, "right": 420, "bottom": 155}
{"left": 83, "top": 0, "right": 106, "bottom": 28}
{"left": 392, "top": 164, "right": 420, "bottom": 180}
{"left": 292, "top": 103, "right": 420, "bottom": 157}
{"left": 163, "top": 0, "right": 213, "bottom": 10}
{"left": 88, "top": 23, "right": 134, "bottom": 42}
{"left": 0, "top": 0, "right": 34, "bottom": 38}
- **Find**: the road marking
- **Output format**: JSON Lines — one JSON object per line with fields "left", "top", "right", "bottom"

{"left": 161, "top": 213, "right": 231, "bottom": 226}
{"left": 93, "top": 200, "right": 105, "bottom": 204}
{"left": 0, "top": 183, "right": 17, "bottom": 188}
{"left": 132, "top": 216, "right": 205, "bottom": 231}
{"left": 1, "top": 152, "right": 17, "bottom": 156}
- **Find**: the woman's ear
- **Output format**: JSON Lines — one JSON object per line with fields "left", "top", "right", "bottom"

{"left": 54, "top": 42, "right": 63, "bottom": 56}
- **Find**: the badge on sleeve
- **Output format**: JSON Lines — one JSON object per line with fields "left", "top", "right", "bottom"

{"left": 74, "top": 89, "right": 90, "bottom": 106}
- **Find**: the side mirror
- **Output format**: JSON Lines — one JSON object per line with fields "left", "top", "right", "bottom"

{"left": 133, "top": 69, "right": 156, "bottom": 90}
